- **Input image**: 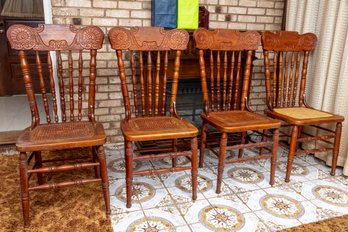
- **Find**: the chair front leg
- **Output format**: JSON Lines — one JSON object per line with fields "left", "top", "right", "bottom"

{"left": 191, "top": 137, "right": 198, "bottom": 200}
{"left": 172, "top": 139, "right": 177, "bottom": 168}
{"left": 93, "top": 147, "right": 100, "bottom": 178}
{"left": 97, "top": 145, "right": 110, "bottom": 214}
{"left": 19, "top": 152, "right": 30, "bottom": 227}
{"left": 286, "top": 126, "right": 298, "bottom": 182}
{"left": 259, "top": 129, "right": 267, "bottom": 156}
{"left": 34, "top": 151, "right": 43, "bottom": 185}
{"left": 125, "top": 140, "right": 133, "bottom": 208}
{"left": 270, "top": 128, "right": 279, "bottom": 185}
{"left": 216, "top": 133, "right": 227, "bottom": 194}
{"left": 238, "top": 131, "right": 247, "bottom": 158}
{"left": 199, "top": 122, "right": 207, "bottom": 168}
{"left": 331, "top": 122, "right": 342, "bottom": 176}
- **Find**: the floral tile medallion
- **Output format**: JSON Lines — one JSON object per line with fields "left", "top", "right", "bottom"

{"left": 175, "top": 174, "right": 213, "bottom": 193}
{"left": 277, "top": 161, "right": 309, "bottom": 176}
{"left": 199, "top": 205, "right": 245, "bottom": 231}
{"left": 126, "top": 216, "right": 175, "bottom": 232}
{"left": 260, "top": 194, "right": 304, "bottom": 219}
{"left": 115, "top": 182, "right": 155, "bottom": 203}
{"left": 228, "top": 167, "right": 264, "bottom": 184}
{"left": 312, "top": 185, "right": 348, "bottom": 206}
{"left": 108, "top": 158, "right": 141, "bottom": 173}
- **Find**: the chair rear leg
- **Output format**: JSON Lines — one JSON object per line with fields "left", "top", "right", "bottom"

{"left": 172, "top": 139, "right": 177, "bottom": 168}
{"left": 34, "top": 151, "right": 43, "bottom": 185}
{"left": 259, "top": 129, "right": 267, "bottom": 156}
{"left": 93, "top": 147, "right": 100, "bottom": 178}
{"left": 331, "top": 122, "right": 342, "bottom": 176}
{"left": 199, "top": 122, "right": 207, "bottom": 168}
{"left": 216, "top": 133, "right": 227, "bottom": 194}
{"left": 238, "top": 131, "right": 247, "bottom": 158}
{"left": 286, "top": 126, "right": 298, "bottom": 182}
{"left": 125, "top": 140, "right": 133, "bottom": 208}
{"left": 97, "top": 145, "right": 110, "bottom": 215}
{"left": 270, "top": 128, "right": 279, "bottom": 185}
{"left": 191, "top": 137, "right": 198, "bottom": 200}
{"left": 19, "top": 152, "right": 30, "bottom": 227}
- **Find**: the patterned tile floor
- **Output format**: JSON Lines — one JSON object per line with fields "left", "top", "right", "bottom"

{"left": 105, "top": 145, "right": 348, "bottom": 232}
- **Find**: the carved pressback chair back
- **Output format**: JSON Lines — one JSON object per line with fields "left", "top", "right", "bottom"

{"left": 7, "top": 24, "right": 104, "bottom": 127}
{"left": 194, "top": 29, "right": 260, "bottom": 113}
{"left": 108, "top": 27, "right": 189, "bottom": 119}
{"left": 261, "top": 31, "right": 317, "bottom": 109}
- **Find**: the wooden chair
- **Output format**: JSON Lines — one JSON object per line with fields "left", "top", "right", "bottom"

{"left": 194, "top": 29, "right": 281, "bottom": 193}
{"left": 7, "top": 24, "right": 110, "bottom": 226}
{"left": 108, "top": 27, "right": 198, "bottom": 207}
{"left": 261, "top": 31, "right": 344, "bottom": 182}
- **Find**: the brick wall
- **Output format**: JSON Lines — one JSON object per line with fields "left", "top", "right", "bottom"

{"left": 51, "top": 0, "right": 284, "bottom": 144}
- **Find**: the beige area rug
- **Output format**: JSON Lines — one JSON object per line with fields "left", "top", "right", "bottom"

{"left": 0, "top": 149, "right": 112, "bottom": 232}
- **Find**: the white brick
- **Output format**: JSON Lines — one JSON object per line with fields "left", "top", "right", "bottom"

{"left": 209, "top": 21, "right": 228, "bottom": 29}
{"left": 275, "top": 2, "right": 284, "bottom": 9}
{"left": 51, "top": 0, "right": 65, "bottom": 6}
{"left": 142, "top": 20, "right": 151, "bottom": 26}
{"left": 257, "top": 0, "right": 275, "bottom": 8}
{"left": 119, "top": 19, "right": 142, "bottom": 27}
{"left": 265, "top": 24, "right": 281, "bottom": 30}
{"left": 93, "top": 0, "right": 118, "bottom": 8}
{"left": 65, "top": 0, "right": 91, "bottom": 7}
{"left": 238, "top": 15, "right": 256, "bottom": 22}
{"left": 246, "top": 23, "right": 265, "bottom": 30}
{"left": 131, "top": 10, "right": 151, "bottom": 19}
{"left": 93, "top": 18, "right": 118, "bottom": 27}
{"left": 256, "top": 16, "right": 274, "bottom": 23}
{"left": 106, "top": 9, "right": 130, "bottom": 18}
{"left": 239, "top": 0, "right": 257, "bottom": 7}
{"left": 80, "top": 8, "right": 105, "bottom": 17}
{"left": 53, "top": 8, "right": 78, "bottom": 16}
{"left": 118, "top": 1, "right": 142, "bottom": 9}
{"left": 219, "top": 0, "right": 238, "bottom": 5}
{"left": 227, "top": 22, "right": 247, "bottom": 30}
{"left": 228, "top": 7, "right": 247, "bottom": 14}
{"left": 200, "top": 0, "right": 218, "bottom": 4}
{"left": 248, "top": 8, "right": 266, "bottom": 15}
{"left": 266, "top": 8, "right": 283, "bottom": 16}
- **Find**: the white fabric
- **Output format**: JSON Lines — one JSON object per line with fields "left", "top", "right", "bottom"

{"left": 1, "top": 0, "right": 44, "bottom": 17}
{"left": 286, "top": 1, "right": 348, "bottom": 175}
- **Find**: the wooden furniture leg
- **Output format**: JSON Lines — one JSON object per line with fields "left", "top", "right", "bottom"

{"left": 216, "top": 133, "right": 227, "bottom": 194}
{"left": 19, "top": 152, "right": 29, "bottom": 227}
{"left": 286, "top": 126, "right": 298, "bottom": 182}
{"left": 125, "top": 140, "right": 133, "bottom": 208}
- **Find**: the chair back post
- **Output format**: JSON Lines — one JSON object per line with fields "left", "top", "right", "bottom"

{"left": 108, "top": 26, "right": 189, "bottom": 119}
{"left": 261, "top": 31, "right": 317, "bottom": 109}
{"left": 193, "top": 28, "right": 260, "bottom": 113}
{"left": 7, "top": 24, "right": 104, "bottom": 126}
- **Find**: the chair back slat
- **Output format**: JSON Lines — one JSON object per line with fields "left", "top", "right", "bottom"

{"left": 68, "top": 50, "right": 74, "bottom": 121}
{"left": 108, "top": 27, "right": 189, "bottom": 119}
{"left": 161, "top": 51, "right": 169, "bottom": 116}
{"left": 194, "top": 29, "right": 260, "bottom": 113}
{"left": 261, "top": 31, "right": 317, "bottom": 109}
{"left": 56, "top": 51, "right": 66, "bottom": 122}
{"left": 47, "top": 52, "right": 59, "bottom": 123}
{"left": 35, "top": 51, "right": 51, "bottom": 123}
{"left": 78, "top": 50, "right": 83, "bottom": 121}
{"left": 7, "top": 24, "right": 104, "bottom": 127}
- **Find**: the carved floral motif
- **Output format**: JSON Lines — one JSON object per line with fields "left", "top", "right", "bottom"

{"left": 78, "top": 26, "right": 104, "bottom": 49}
{"left": 7, "top": 25, "right": 36, "bottom": 50}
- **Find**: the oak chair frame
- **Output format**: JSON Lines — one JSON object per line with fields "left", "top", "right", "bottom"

{"left": 108, "top": 26, "right": 199, "bottom": 207}
{"left": 194, "top": 29, "right": 281, "bottom": 193}
{"left": 7, "top": 24, "right": 110, "bottom": 226}
{"left": 261, "top": 31, "right": 344, "bottom": 182}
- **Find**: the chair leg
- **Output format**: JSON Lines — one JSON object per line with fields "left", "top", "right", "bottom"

{"left": 199, "top": 122, "right": 207, "bottom": 168}
{"left": 216, "top": 133, "right": 227, "bottom": 194}
{"left": 331, "top": 122, "right": 342, "bottom": 176}
{"left": 259, "top": 129, "right": 267, "bottom": 156}
{"left": 191, "top": 137, "right": 198, "bottom": 200}
{"left": 286, "top": 126, "right": 298, "bottom": 183}
{"left": 270, "top": 128, "right": 279, "bottom": 185}
{"left": 238, "top": 131, "right": 247, "bottom": 158}
{"left": 19, "top": 152, "right": 30, "bottom": 227}
{"left": 34, "top": 151, "right": 43, "bottom": 185}
{"left": 125, "top": 140, "right": 133, "bottom": 208}
{"left": 97, "top": 145, "right": 110, "bottom": 215}
{"left": 172, "top": 139, "right": 177, "bottom": 168}
{"left": 93, "top": 147, "right": 100, "bottom": 178}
